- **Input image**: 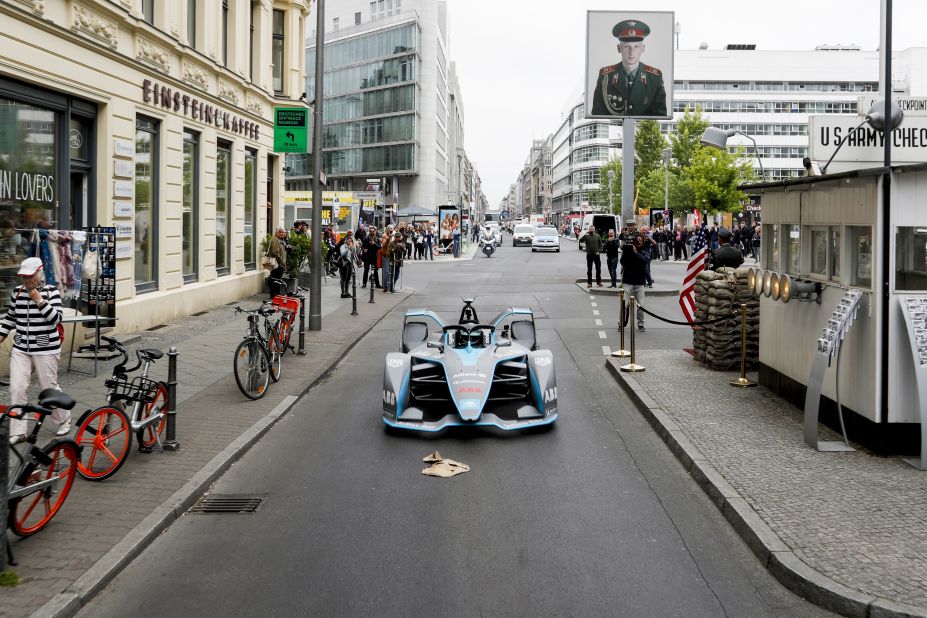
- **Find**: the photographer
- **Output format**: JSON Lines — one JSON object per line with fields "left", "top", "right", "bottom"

{"left": 620, "top": 234, "right": 650, "bottom": 332}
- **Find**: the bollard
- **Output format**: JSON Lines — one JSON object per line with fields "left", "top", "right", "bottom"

{"left": 163, "top": 347, "right": 181, "bottom": 451}
{"left": 369, "top": 271, "right": 376, "bottom": 304}
{"left": 297, "top": 288, "right": 307, "bottom": 355}
{"left": 1, "top": 406, "right": 8, "bottom": 573}
{"left": 730, "top": 303, "right": 757, "bottom": 388}
{"left": 620, "top": 296, "right": 646, "bottom": 373}
{"left": 351, "top": 265, "right": 359, "bottom": 316}
{"left": 611, "top": 287, "right": 631, "bottom": 358}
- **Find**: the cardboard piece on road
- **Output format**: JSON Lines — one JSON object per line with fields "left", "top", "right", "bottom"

{"left": 421, "top": 450, "right": 470, "bottom": 478}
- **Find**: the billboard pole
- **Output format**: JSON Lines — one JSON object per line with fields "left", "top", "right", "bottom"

{"left": 309, "top": 0, "right": 325, "bottom": 331}
{"left": 622, "top": 119, "right": 635, "bottom": 223}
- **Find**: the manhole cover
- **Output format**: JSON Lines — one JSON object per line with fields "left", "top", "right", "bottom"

{"left": 189, "top": 494, "right": 266, "bottom": 513}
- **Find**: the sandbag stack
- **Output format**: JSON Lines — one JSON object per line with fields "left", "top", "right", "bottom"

{"left": 692, "top": 267, "right": 759, "bottom": 370}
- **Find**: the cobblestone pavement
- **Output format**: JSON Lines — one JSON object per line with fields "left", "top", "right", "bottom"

{"left": 620, "top": 349, "right": 927, "bottom": 611}
{"left": 2, "top": 281, "right": 410, "bottom": 617}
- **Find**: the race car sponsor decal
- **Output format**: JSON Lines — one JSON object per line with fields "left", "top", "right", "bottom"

{"left": 534, "top": 356, "right": 552, "bottom": 367}
{"left": 457, "top": 386, "right": 484, "bottom": 395}
{"left": 383, "top": 389, "right": 397, "bottom": 406}
{"left": 387, "top": 358, "right": 404, "bottom": 368}
{"left": 544, "top": 387, "right": 558, "bottom": 403}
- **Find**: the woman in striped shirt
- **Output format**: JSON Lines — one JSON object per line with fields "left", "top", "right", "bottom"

{"left": 0, "top": 257, "right": 68, "bottom": 444}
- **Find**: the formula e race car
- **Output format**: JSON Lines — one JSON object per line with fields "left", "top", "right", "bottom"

{"left": 382, "top": 299, "right": 558, "bottom": 432}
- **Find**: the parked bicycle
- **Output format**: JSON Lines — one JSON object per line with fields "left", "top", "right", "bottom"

{"left": 267, "top": 281, "right": 303, "bottom": 355}
{"left": 3, "top": 389, "right": 80, "bottom": 537}
{"left": 233, "top": 305, "right": 282, "bottom": 399}
{"left": 74, "top": 336, "right": 168, "bottom": 481}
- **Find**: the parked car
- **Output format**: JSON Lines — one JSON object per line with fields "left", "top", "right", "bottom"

{"left": 531, "top": 225, "right": 560, "bottom": 252}
{"left": 512, "top": 224, "right": 535, "bottom": 247}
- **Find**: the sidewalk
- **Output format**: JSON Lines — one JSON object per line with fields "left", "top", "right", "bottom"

{"left": 2, "top": 282, "right": 410, "bottom": 618}
{"left": 606, "top": 350, "right": 927, "bottom": 617}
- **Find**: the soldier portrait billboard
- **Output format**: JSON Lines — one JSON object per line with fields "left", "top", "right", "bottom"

{"left": 585, "top": 11, "right": 674, "bottom": 120}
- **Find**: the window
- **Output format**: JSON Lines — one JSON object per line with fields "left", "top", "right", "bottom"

{"left": 895, "top": 227, "right": 927, "bottom": 291}
{"left": 222, "top": 0, "right": 229, "bottom": 66}
{"left": 333, "top": 17, "right": 339, "bottom": 31}
{"left": 272, "top": 10, "right": 285, "bottom": 92}
{"left": 830, "top": 227, "right": 841, "bottom": 281}
{"left": 135, "top": 117, "right": 158, "bottom": 292}
{"left": 764, "top": 224, "right": 779, "bottom": 271}
{"left": 182, "top": 130, "right": 198, "bottom": 282}
{"left": 810, "top": 228, "right": 828, "bottom": 276}
{"left": 849, "top": 226, "right": 872, "bottom": 288}
{"left": 216, "top": 142, "right": 231, "bottom": 275}
{"left": 187, "top": 0, "right": 196, "bottom": 46}
{"left": 244, "top": 149, "right": 257, "bottom": 270}
{"left": 142, "top": 0, "right": 154, "bottom": 24}
{"left": 249, "top": 2, "right": 255, "bottom": 81}
{"left": 355, "top": 11, "right": 361, "bottom": 25}
{"left": 785, "top": 224, "right": 800, "bottom": 275}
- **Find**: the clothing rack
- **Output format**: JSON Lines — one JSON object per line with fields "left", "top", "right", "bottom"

{"left": 69, "top": 226, "right": 117, "bottom": 376}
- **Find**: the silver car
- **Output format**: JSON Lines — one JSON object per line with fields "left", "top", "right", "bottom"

{"left": 531, "top": 225, "right": 560, "bottom": 252}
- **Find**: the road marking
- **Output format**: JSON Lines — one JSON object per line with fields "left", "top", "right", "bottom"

{"left": 590, "top": 302, "right": 598, "bottom": 307}
{"left": 598, "top": 330, "right": 607, "bottom": 339}
{"left": 602, "top": 345, "right": 611, "bottom": 355}
{"left": 589, "top": 296, "right": 596, "bottom": 300}
{"left": 595, "top": 319, "right": 603, "bottom": 326}
{"left": 592, "top": 310, "right": 600, "bottom": 316}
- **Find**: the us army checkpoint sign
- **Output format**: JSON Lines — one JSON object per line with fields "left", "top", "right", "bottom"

{"left": 809, "top": 114, "right": 927, "bottom": 166}
{"left": 274, "top": 107, "right": 308, "bottom": 153}
{"left": 585, "top": 10, "right": 674, "bottom": 120}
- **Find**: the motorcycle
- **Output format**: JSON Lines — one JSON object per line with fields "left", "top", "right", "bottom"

{"left": 480, "top": 236, "right": 495, "bottom": 257}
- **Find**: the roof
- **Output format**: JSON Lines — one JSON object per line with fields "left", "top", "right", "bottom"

{"left": 740, "top": 161, "right": 927, "bottom": 193}
{"left": 398, "top": 205, "right": 437, "bottom": 216}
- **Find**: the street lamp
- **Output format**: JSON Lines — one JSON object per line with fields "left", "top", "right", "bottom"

{"left": 607, "top": 169, "right": 615, "bottom": 214}
{"left": 701, "top": 127, "right": 765, "bottom": 179}
{"left": 661, "top": 148, "right": 671, "bottom": 217}
{"left": 821, "top": 98, "right": 903, "bottom": 174}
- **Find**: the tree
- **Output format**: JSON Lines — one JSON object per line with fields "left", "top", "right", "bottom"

{"left": 590, "top": 158, "right": 622, "bottom": 214}
{"left": 669, "top": 106, "right": 709, "bottom": 169}
{"left": 635, "top": 166, "right": 686, "bottom": 212}
{"left": 634, "top": 120, "right": 667, "bottom": 186}
{"left": 681, "top": 147, "right": 753, "bottom": 214}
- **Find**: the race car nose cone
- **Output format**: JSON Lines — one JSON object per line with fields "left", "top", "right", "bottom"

{"left": 459, "top": 399, "right": 481, "bottom": 421}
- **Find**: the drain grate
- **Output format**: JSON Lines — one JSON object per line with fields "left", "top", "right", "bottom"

{"left": 146, "top": 324, "right": 168, "bottom": 332}
{"left": 189, "top": 494, "right": 266, "bottom": 513}
{"left": 190, "top": 310, "right": 209, "bottom": 316}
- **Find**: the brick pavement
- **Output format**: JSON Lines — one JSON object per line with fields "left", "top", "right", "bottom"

{"left": 2, "top": 281, "right": 410, "bottom": 617}
{"left": 608, "top": 350, "right": 927, "bottom": 617}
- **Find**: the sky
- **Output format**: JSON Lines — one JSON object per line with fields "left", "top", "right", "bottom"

{"left": 446, "top": 0, "right": 927, "bottom": 205}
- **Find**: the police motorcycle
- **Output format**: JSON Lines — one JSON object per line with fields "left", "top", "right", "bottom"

{"left": 479, "top": 229, "right": 495, "bottom": 258}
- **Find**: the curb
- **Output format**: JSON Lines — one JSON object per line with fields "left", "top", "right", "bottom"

{"left": 35, "top": 296, "right": 407, "bottom": 618}
{"left": 574, "top": 280, "right": 680, "bottom": 297}
{"left": 604, "top": 358, "right": 927, "bottom": 618}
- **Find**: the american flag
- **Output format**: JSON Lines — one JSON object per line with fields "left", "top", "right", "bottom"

{"left": 679, "top": 225, "right": 709, "bottom": 325}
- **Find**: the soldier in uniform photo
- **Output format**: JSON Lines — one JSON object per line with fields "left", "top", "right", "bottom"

{"left": 592, "top": 19, "right": 667, "bottom": 117}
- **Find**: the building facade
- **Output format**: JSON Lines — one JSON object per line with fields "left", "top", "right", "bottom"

{"left": 0, "top": 0, "right": 308, "bottom": 335}
{"left": 286, "top": 0, "right": 455, "bottom": 214}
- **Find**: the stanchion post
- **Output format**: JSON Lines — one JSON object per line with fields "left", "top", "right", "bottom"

{"left": 620, "top": 296, "right": 646, "bottom": 372}
{"left": 297, "top": 290, "right": 307, "bottom": 355}
{"left": 1, "top": 410, "right": 8, "bottom": 573}
{"left": 730, "top": 303, "right": 757, "bottom": 388}
{"left": 612, "top": 287, "right": 631, "bottom": 358}
{"left": 351, "top": 264, "right": 359, "bottom": 316}
{"left": 369, "top": 271, "right": 376, "bottom": 304}
{"left": 163, "top": 346, "right": 180, "bottom": 451}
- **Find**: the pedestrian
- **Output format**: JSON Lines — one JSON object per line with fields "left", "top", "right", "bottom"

{"left": 579, "top": 225, "right": 603, "bottom": 287}
{"left": 362, "top": 228, "right": 380, "bottom": 288}
{"left": 1, "top": 257, "right": 68, "bottom": 444}
{"left": 620, "top": 234, "right": 649, "bottom": 332}
{"left": 603, "top": 229, "right": 621, "bottom": 287}
{"left": 424, "top": 224, "right": 434, "bottom": 260}
{"left": 452, "top": 222, "right": 461, "bottom": 258}
{"left": 337, "top": 231, "right": 357, "bottom": 298}
{"left": 710, "top": 227, "right": 745, "bottom": 270}
{"left": 673, "top": 225, "right": 686, "bottom": 260}
{"left": 709, "top": 224, "right": 719, "bottom": 250}
{"left": 266, "top": 226, "right": 288, "bottom": 282}
{"left": 381, "top": 232, "right": 393, "bottom": 293}
{"left": 391, "top": 231, "right": 406, "bottom": 292}
{"left": 640, "top": 226, "right": 656, "bottom": 287}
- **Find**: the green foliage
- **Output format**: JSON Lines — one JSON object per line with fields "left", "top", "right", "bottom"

{"left": 0, "top": 570, "right": 20, "bottom": 587}
{"left": 682, "top": 147, "right": 752, "bottom": 214}
{"left": 669, "top": 106, "right": 710, "bottom": 169}
{"left": 591, "top": 158, "right": 623, "bottom": 214}
{"left": 634, "top": 120, "right": 667, "bottom": 185}
{"left": 635, "top": 167, "right": 687, "bottom": 212}
{"left": 285, "top": 231, "right": 312, "bottom": 278}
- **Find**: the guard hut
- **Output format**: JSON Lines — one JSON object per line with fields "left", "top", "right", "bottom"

{"left": 751, "top": 162, "right": 927, "bottom": 453}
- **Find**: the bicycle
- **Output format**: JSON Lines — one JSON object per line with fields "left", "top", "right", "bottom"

{"left": 74, "top": 336, "right": 168, "bottom": 481}
{"left": 3, "top": 389, "right": 80, "bottom": 537}
{"left": 267, "top": 287, "right": 301, "bottom": 355}
{"left": 233, "top": 305, "right": 280, "bottom": 399}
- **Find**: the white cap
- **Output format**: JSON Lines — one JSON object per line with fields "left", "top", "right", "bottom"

{"left": 17, "top": 257, "right": 43, "bottom": 276}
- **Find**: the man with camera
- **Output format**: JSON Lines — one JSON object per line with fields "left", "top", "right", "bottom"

{"left": 620, "top": 233, "right": 650, "bottom": 332}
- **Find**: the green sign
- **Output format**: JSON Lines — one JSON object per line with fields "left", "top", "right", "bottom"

{"left": 274, "top": 107, "right": 308, "bottom": 153}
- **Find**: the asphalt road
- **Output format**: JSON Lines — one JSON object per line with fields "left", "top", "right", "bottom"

{"left": 82, "top": 235, "right": 830, "bottom": 617}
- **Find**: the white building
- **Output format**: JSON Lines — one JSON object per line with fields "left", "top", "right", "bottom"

{"left": 286, "top": 0, "right": 454, "bottom": 212}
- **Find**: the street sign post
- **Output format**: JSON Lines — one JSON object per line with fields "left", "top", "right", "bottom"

{"left": 273, "top": 107, "right": 308, "bottom": 153}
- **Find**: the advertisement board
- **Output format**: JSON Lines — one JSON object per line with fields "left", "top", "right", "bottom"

{"left": 585, "top": 11, "right": 674, "bottom": 119}
{"left": 438, "top": 205, "right": 461, "bottom": 253}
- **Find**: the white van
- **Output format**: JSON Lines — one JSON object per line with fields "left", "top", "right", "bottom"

{"left": 577, "top": 214, "right": 620, "bottom": 250}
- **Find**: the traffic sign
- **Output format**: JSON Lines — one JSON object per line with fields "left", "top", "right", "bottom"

{"left": 273, "top": 107, "right": 308, "bottom": 153}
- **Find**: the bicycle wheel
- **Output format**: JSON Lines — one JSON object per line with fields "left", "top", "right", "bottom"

{"left": 234, "top": 339, "right": 270, "bottom": 399}
{"left": 75, "top": 406, "right": 132, "bottom": 481}
{"left": 9, "top": 439, "right": 79, "bottom": 537}
{"left": 267, "top": 324, "right": 283, "bottom": 383}
{"left": 278, "top": 316, "right": 293, "bottom": 351}
{"left": 137, "top": 382, "right": 168, "bottom": 449}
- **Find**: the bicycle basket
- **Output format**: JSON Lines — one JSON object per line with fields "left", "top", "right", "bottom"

{"left": 105, "top": 375, "right": 160, "bottom": 404}
{"left": 271, "top": 295, "right": 300, "bottom": 316}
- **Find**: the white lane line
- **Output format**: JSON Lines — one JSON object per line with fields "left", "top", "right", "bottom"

{"left": 593, "top": 310, "right": 600, "bottom": 316}
{"left": 590, "top": 302, "right": 598, "bottom": 307}
{"left": 602, "top": 345, "right": 612, "bottom": 356}
{"left": 589, "top": 296, "right": 596, "bottom": 300}
{"left": 598, "top": 330, "right": 607, "bottom": 339}
{"left": 595, "top": 319, "right": 603, "bottom": 326}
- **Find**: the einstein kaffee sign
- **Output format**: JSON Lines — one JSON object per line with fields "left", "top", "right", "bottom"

{"left": 809, "top": 113, "right": 927, "bottom": 170}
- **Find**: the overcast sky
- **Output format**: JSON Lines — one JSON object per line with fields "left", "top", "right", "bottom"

{"left": 446, "top": 0, "right": 927, "bottom": 204}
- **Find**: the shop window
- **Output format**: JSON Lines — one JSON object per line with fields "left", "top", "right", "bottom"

{"left": 849, "top": 226, "right": 872, "bottom": 288}
{"left": 244, "top": 149, "right": 257, "bottom": 270}
{"left": 182, "top": 130, "right": 198, "bottom": 282}
{"left": 135, "top": 117, "right": 158, "bottom": 292}
{"left": 785, "top": 224, "right": 800, "bottom": 275}
{"left": 272, "top": 10, "right": 285, "bottom": 93}
{"left": 216, "top": 141, "right": 231, "bottom": 275}
{"left": 895, "top": 226, "right": 927, "bottom": 291}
